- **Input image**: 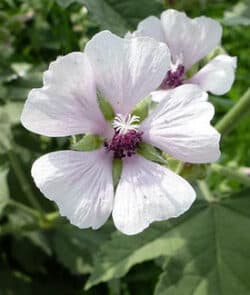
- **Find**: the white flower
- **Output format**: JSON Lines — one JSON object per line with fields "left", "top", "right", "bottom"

{"left": 129, "top": 9, "right": 237, "bottom": 99}
{"left": 21, "top": 31, "right": 220, "bottom": 235}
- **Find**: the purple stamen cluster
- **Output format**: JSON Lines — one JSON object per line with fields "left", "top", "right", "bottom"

{"left": 160, "top": 64, "right": 185, "bottom": 89}
{"left": 105, "top": 130, "right": 143, "bottom": 159}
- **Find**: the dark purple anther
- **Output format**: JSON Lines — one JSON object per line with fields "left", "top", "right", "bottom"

{"left": 105, "top": 130, "right": 143, "bottom": 159}
{"left": 160, "top": 64, "right": 185, "bottom": 89}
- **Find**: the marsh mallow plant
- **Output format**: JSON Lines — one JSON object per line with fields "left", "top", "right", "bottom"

{"left": 21, "top": 26, "right": 221, "bottom": 235}
{"left": 129, "top": 9, "right": 236, "bottom": 101}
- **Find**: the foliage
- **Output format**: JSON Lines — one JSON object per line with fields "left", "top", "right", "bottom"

{"left": 0, "top": 0, "right": 250, "bottom": 294}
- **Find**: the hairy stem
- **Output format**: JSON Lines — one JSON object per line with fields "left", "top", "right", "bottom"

{"left": 211, "top": 163, "right": 250, "bottom": 187}
{"left": 216, "top": 88, "right": 250, "bottom": 135}
{"left": 197, "top": 180, "right": 216, "bottom": 202}
{"left": 175, "top": 161, "right": 184, "bottom": 175}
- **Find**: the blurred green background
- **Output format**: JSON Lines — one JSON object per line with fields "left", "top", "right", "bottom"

{"left": 1, "top": 0, "right": 250, "bottom": 294}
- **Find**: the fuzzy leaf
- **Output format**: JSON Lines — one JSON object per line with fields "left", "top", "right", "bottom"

{"left": 52, "top": 223, "right": 113, "bottom": 275}
{"left": 86, "top": 189, "right": 250, "bottom": 293}
{"left": 56, "top": 0, "right": 163, "bottom": 34}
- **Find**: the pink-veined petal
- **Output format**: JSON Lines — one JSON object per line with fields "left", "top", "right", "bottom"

{"left": 141, "top": 85, "right": 220, "bottom": 163}
{"left": 85, "top": 31, "right": 170, "bottom": 114}
{"left": 161, "top": 9, "right": 222, "bottom": 70}
{"left": 21, "top": 52, "right": 107, "bottom": 137}
{"left": 188, "top": 55, "right": 237, "bottom": 95}
{"left": 113, "top": 155, "right": 195, "bottom": 235}
{"left": 32, "top": 149, "right": 114, "bottom": 229}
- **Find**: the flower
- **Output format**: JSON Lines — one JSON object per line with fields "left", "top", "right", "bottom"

{"left": 21, "top": 31, "right": 220, "bottom": 235}
{"left": 128, "top": 9, "right": 237, "bottom": 99}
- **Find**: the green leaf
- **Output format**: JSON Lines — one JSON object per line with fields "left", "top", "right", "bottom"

{"left": 0, "top": 269, "right": 31, "bottom": 295}
{"left": 72, "top": 134, "right": 104, "bottom": 151}
{"left": 86, "top": 189, "right": 250, "bottom": 293}
{"left": 56, "top": 0, "right": 76, "bottom": 8}
{"left": 85, "top": 204, "right": 202, "bottom": 290}
{"left": 21, "top": 231, "right": 52, "bottom": 256}
{"left": 223, "top": 1, "right": 250, "bottom": 26}
{"left": 56, "top": 0, "right": 163, "bottom": 34}
{"left": 0, "top": 102, "right": 23, "bottom": 124}
{"left": 137, "top": 142, "right": 168, "bottom": 166}
{"left": 0, "top": 102, "right": 23, "bottom": 153}
{"left": 11, "top": 234, "right": 49, "bottom": 273}
{"left": 0, "top": 165, "right": 9, "bottom": 214}
{"left": 11, "top": 62, "right": 32, "bottom": 77}
{"left": 52, "top": 223, "right": 113, "bottom": 275}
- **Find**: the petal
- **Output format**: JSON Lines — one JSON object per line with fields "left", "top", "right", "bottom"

{"left": 161, "top": 9, "right": 222, "bottom": 70}
{"left": 113, "top": 155, "right": 195, "bottom": 235}
{"left": 21, "top": 52, "right": 107, "bottom": 137}
{"left": 150, "top": 90, "right": 169, "bottom": 103}
{"left": 32, "top": 149, "right": 114, "bottom": 229}
{"left": 136, "top": 16, "right": 166, "bottom": 43}
{"left": 188, "top": 55, "right": 237, "bottom": 95}
{"left": 85, "top": 31, "right": 170, "bottom": 114}
{"left": 141, "top": 85, "right": 221, "bottom": 163}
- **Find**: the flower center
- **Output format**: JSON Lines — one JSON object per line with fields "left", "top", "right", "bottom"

{"left": 105, "top": 114, "right": 143, "bottom": 159}
{"left": 160, "top": 64, "right": 185, "bottom": 89}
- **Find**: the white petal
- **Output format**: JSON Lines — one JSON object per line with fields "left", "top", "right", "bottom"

{"left": 85, "top": 31, "right": 170, "bottom": 114}
{"left": 161, "top": 9, "right": 222, "bottom": 70}
{"left": 32, "top": 150, "right": 114, "bottom": 229}
{"left": 21, "top": 52, "right": 107, "bottom": 137}
{"left": 150, "top": 90, "right": 169, "bottom": 103}
{"left": 113, "top": 156, "right": 195, "bottom": 235}
{"left": 136, "top": 16, "right": 166, "bottom": 43}
{"left": 188, "top": 55, "right": 237, "bottom": 95}
{"left": 141, "top": 85, "right": 221, "bottom": 163}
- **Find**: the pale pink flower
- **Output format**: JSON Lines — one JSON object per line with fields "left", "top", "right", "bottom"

{"left": 21, "top": 31, "right": 220, "bottom": 235}
{"left": 129, "top": 9, "right": 237, "bottom": 100}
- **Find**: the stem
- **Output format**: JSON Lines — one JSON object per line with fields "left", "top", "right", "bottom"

{"left": 197, "top": 180, "right": 216, "bottom": 202}
{"left": 216, "top": 88, "right": 250, "bottom": 135}
{"left": 7, "top": 150, "right": 44, "bottom": 214}
{"left": 175, "top": 161, "right": 184, "bottom": 175}
{"left": 211, "top": 163, "right": 250, "bottom": 187}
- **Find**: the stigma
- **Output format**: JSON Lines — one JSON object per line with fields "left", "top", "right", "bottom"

{"left": 105, "top": 114, "right": 143, "bottom": 158}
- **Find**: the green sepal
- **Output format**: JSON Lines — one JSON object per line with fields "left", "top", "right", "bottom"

{"left": 97, "top": 90, "right": 115, "bottom": 121}
{"left": 166, "top": 156, "right": 182, "bottom": 172}
{"left": 72, "top": 134, "right": 104, "bottom": 151}
{"left": 181, "top": 164, "right": 208, "bottom": 181}
{"left": 112, "top": 158, "right": 123, "bottom": 190}
{"left": 131, "top": 96, "right": 151, "bottom": 123}
{"left": 136, "top": 142, "right": 167, "bottom": 166}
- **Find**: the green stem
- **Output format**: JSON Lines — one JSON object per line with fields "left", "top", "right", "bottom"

{"left": 216, "top": 88, "right": 250, "bottom": 135}
{"left": 7, "top": 150, "right": 43, "bottom": 214}
{"left": 197, "top": 180, "right": 216, "bottom": 202}
{"left": 175, "top": 161, "right": 184, "bottom": 175}
{"left": 211, "top": 163, "right": 250, "bottom": 187}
